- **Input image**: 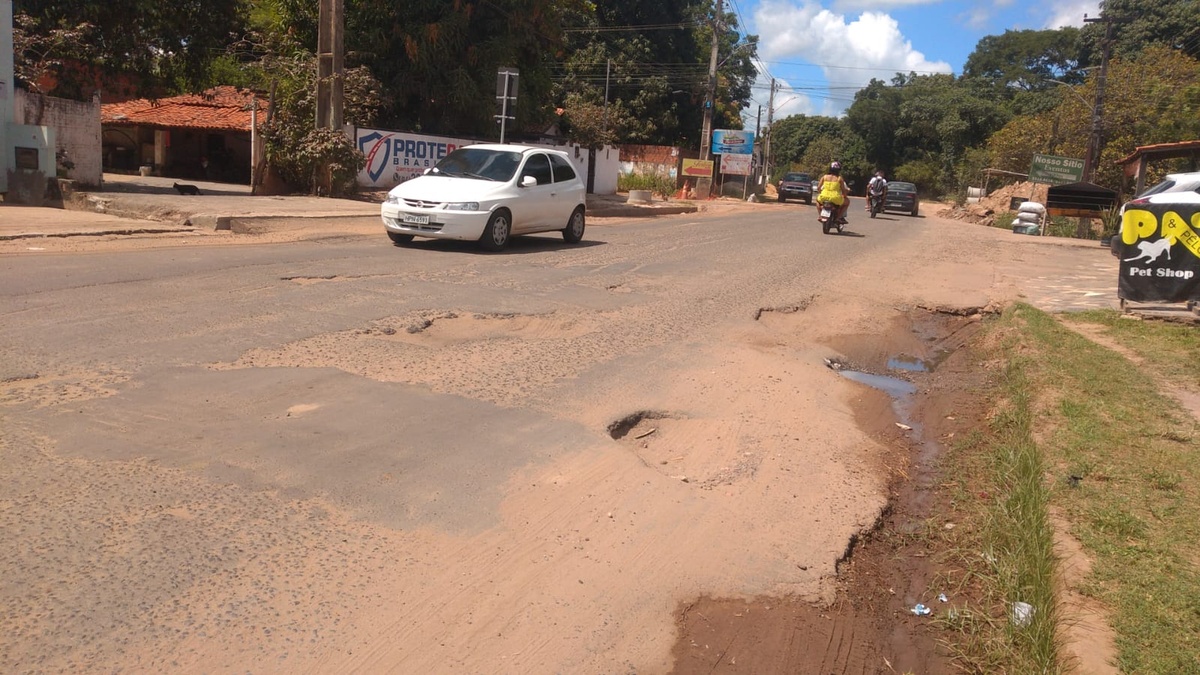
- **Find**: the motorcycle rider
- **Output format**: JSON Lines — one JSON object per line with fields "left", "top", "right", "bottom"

{"left": 866, "top": 171, "right": 888, "bottom": 211}
{"left": 817, "top": 161, "right": 850, "bottom": 224}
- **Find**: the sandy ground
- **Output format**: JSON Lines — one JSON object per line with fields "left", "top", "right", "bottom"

{"left": 0, "top": 202, "right": 1124, "bottom": 673}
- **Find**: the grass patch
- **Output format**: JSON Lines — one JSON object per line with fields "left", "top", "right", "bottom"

{"left": 939, "top": 304, "right": 1200, "bottom": 673}
{"left": 1062, "top": 309, "right": 1200, "bottom": 387}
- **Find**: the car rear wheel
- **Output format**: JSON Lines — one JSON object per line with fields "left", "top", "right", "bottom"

{"left": 778, "top": 195, "right": 786, "bottom": 203}
{"left": 387, "top": 232, "right": 414, "bottom": 246}
{"left": 562, "top": 206, "right": 585, "bottom": 243}
{"left": 911, "top": 207, "right": 919, "bottom": 217}
{"left": 804, "top": 196, "right": 812, "bottom": 205}
{"left": 479, "top": 210, "right": 511, "bottom": 251}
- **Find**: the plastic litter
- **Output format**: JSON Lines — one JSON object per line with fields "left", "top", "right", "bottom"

{"left": 938, "top": 593, "right": 948, "bottom": 603}
{"left": 1010, "top": 601, "right": 1035, "bottom": 627}
{"left": 911, "top": 603, "right": 932, "bottom": 616}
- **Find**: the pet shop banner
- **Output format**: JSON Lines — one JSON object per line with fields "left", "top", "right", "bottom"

{"left": 1116, "top": 204, "right": 1200, "bottom": 302}
{"left": 355, "top": 127, "right": 478, "bottom": 189}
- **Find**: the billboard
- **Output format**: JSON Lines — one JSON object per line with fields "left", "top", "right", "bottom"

{"left": 1029, "top": 154, "right": 1085, "bottom": 185}
{"left": 720, "top": 154, "right": 752, "bottom": 175}
{"left": 356, "top": 128, "right": 477, "bottom": 188}
{"left": 711, "top": 129, "right": 754, "bottom": 155}
{"left": 681, "top": 159, "right": 714, "bottom": 178}
{"left": 1116, "top": 204, "right": 1200, "bottom": 303}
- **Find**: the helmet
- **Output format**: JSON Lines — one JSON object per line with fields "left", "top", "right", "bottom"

{"left": 830, "top": 161, "right": 842, "bottom": 171}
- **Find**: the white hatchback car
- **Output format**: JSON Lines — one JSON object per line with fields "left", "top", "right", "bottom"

{"left": 381, "top": 144, "right": 587, "bottom": 251}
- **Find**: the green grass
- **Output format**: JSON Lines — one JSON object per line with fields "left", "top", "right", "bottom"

{"left": 1062, "top": 309, "right": 1200, "bottom": 387}
{"left": 939, "top": 304, "right": 1200, "bottom": 673}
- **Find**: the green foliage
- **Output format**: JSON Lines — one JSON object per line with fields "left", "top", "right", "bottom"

{"left": 963, "top": 28, "right": 1083, "bottom": 91}
{"left": 17, "top": 0, "right": 248, "bottom": 98}
{"left": 618, "top": 171, "right": 675, "bottom": 198}
{"left": 895, "top": 159, "right": 940, "bottom": 195}
{"left": 1080, "top": 0, "right": 1200, "bottom": 62}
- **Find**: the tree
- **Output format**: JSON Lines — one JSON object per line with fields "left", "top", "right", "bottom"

{"left": 16, "top": 0, "right": 248, "bottom": 98}
{"left": 1080, "top": 0, "right": 1200, "bottom": 62}
{"left": 769, "top": 114, "right": 845, "bottom": 170}
{"left": 845, "top": 79, "right": 904, "bottom": 172}
{"left": 963, "top": 28, "right": 1083, "bottom": 91}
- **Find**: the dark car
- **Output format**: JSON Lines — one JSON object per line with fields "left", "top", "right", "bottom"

{"left": 777, "top": 172, "right": 813, "bottom": 204}
{"left": 883, "top": 181, "right": 920, "bottom": 216}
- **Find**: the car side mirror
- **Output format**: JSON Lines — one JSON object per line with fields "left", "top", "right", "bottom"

{"left": 520, "top": 175, "right": 538, "bottom": 188}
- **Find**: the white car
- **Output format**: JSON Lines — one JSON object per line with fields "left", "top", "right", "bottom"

{"left": 381, "top": 144, "right": 587, "bottom": 251}
{"left": 1123, "top": 171, "right": 1200, "bottom": 211}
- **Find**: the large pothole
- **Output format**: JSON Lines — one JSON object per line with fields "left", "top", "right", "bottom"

{"left": 607, "top": 411, "right": 761, "bottom": 488}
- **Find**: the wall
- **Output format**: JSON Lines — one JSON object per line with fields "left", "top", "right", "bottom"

{"left": 15, "top": 89, "right": 102, "bottom": 187}
{"left": 592, "top": 145, "right": 619, "bottom": 195}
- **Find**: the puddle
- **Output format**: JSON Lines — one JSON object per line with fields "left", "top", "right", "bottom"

{"left": 838, "top": 370, "right": 917, "bottom": 398}
{"left": 887, "top": 355, "right": 928, "bottom": 373}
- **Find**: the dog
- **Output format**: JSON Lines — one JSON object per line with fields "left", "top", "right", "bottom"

{"left": 1123, "top": 238, "right": 1172, "bottom": 264}
{"left": 173, "top": 182, "right": 201, "bottom": 196}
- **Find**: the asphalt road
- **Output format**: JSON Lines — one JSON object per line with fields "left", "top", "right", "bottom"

{"left": 1, "top": 197, "right": 938, "bottom": 672}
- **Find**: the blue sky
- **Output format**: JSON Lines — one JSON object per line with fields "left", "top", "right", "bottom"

{"left": 733, "top": 0, "right": 1101, "bottom": 123}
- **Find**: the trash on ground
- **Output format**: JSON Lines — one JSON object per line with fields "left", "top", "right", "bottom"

{"left": 911, "top": 603, "right": 932, "bottom": 616}
{"left": 1010, "top": 601, "right": 1034, "bottom": 627}
{"left": 896, "top": 422, "right": 913, "bottom": 431}
{"left": 938, "top": 593, "right": 949, "bottom": 603}
{"left": 634, "top": 428, "right": 657, "bottom": 439}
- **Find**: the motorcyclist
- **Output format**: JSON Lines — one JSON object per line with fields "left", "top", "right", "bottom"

{"left": 817, "top": 161, "right": 850, "bottom": 224}
{"left": 866, "top": 171, "right": 888, "bottom": 211}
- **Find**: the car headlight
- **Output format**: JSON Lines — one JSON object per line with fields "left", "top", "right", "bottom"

{"left": 443, "top": 202, "right": 479, "bottom": 211}
{"left": 384, "top": 195, "right": 399, "bottom": 205}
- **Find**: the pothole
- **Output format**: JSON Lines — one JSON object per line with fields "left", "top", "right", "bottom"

{"left": 753, "top": 296, "right": 815, "bottom": 321}
{"left": 607, "top": 411, "right": 760, "bottom": 488}
{"left": 365, "top": 311, "right": 597, "bottom": 344}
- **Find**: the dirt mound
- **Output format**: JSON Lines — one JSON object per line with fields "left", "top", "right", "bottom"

{"left": 942, "top": 181, "right": 1051, "bottom": 225}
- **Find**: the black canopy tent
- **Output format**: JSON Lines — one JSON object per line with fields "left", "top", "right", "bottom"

{"left": 1045, "top": 181, "right": 1119, "bottom": 217}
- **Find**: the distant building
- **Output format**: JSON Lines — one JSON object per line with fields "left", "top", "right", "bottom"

{"left": 101, "top": 87, "right": 265, "bottom": 183}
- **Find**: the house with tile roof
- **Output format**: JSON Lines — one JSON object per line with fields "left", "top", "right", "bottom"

{"left": 101, "top": 86, "right": 266, "bottom": 183}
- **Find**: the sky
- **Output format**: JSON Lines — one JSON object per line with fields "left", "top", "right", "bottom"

{"left": 734, "top": 0, "right": 1101, "bottom": 125}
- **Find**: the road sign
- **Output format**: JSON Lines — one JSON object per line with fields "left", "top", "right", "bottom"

{"left": 711, "top": 130, "right": 754, "bottom": 155}
{"left": 682, "top": 159, "right": 714, "bottom": 178}
{"left": 720, "top": 154, "right": 752, "bottom": 175}
{"left": 1029, "top": 154, "right": 1085, "bottom": 185}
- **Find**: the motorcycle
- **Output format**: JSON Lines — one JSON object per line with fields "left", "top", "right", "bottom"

{"left": 817, "top": 199, "right": 844, "bottom": 235}
{"left": 868, "top": 191, "right": 885, "bottom": 218}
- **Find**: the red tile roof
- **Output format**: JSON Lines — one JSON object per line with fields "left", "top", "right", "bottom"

{"left": 102, "top": 86, "right": 264, "bottom": 132}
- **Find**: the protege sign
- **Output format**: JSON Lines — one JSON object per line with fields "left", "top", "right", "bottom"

{"left": 1116, "top": 205, "right": 1200, "bottom": 303}
{"left": 356, "top": 128, "right": 477, "bottom": 188}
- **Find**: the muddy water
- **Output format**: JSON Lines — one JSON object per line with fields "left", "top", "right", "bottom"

{"left": 670, "top": 309, "right": 985, "bottom": 674}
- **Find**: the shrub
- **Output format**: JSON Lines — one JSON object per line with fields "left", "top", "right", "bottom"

{"left": 618, "top": 172, "right": 675, "bottom": 199}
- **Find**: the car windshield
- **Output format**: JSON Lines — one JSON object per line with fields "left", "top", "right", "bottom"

{"left": 432, "top": 148, "right": 522, "bottom": 182}
{"left": 1136, "top": 179, "right": 1177, "bottom": 198}
{"left": 784, "top": 173, "right": 810, "bottom": 182}
{"left": 889, "top": 182, "right": 916, "bottom": 193}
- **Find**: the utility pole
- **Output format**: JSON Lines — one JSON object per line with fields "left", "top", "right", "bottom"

{"left": 1082, "top": 13, "right": 1114, "bottom": 185}
{"left": 315, "top": 0, "right": 344, "bottom": 130}
{"left": 700, "top": 0, "right": 722, "bottom": 163}
{"left": 754, "top": 105, "right": 762, "bottom": 186}
{"left": 763, "top": 78, "right": 776, "bottom": 187}
{"left": 1079, "top": 13, "right": 1114, "bottom": 237}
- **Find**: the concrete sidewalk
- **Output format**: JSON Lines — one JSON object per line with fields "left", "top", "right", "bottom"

{"left": 1, "top": 174, "right": 701, "bottom": 240}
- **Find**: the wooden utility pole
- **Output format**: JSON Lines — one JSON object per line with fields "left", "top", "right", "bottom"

{"left": 315, "top": 0, "right": 345, "bottom": 193}
{"left": 1078, "top": 13, "right": 1114, "bottom": 237}
{"left": 695, "top": 0, "right": 722, "bottom": 199}
{"left": 763, "top": 78, "right": 776, "bottom": 187}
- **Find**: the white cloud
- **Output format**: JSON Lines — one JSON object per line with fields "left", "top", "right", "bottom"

{"left": 834, "top": 0, "right": 942, "bottom": 9}
{"left": 1043, "top": 0, "right": 1100, "bottom": 28}
{"left": 753, "top": 0, "right": 952, "bottom": 114}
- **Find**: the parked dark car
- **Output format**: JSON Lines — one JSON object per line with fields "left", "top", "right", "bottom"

{"left": 777, "top": 172, "right": 813, "bottom": 204}
{"left": 883, "top": 181, "right": 920, "bottom": 216}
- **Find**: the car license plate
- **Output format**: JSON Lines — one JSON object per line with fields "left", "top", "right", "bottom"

{"left": 401, "top": 213, "right": 430, "bottom": 225}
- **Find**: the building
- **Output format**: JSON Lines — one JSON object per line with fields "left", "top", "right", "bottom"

{"left": 101, "top": 86, "right": 264, "bottom": 183}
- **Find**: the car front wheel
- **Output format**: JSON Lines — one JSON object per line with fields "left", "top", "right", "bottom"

{"left": 479, "top": 210, "right": 512, "bottom": 251}
{"left": 387, "top": 232, "right": 414, "bottom": 246}
{"left": 562, "top": 206, "right": 586, "bottom": 243}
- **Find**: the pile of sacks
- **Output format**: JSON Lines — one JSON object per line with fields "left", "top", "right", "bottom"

{"left": 1011, "top": 201, "right": 1045, "bottom": 235}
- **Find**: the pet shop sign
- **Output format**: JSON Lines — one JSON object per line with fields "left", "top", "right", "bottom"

{"left": 1116, "top": 204, "right": 1200, "bottom": 302}
{"left": 355, "top": 128, "right": 477, "bottom": 188}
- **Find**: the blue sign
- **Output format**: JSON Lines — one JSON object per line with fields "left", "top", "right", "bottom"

{"left": 711, "top": 129, "right": 755, "bottom": 155}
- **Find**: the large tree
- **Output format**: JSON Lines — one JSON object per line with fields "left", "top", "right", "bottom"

{"left": 1080, "top": 0, "right": 1200, "bottom": 63}
{"left": 16, "top": 0, "right": 248, "bottom": 98}
{"left": 963, "top": 28, "right": 1083, "bottom": 91}
{"left": 554, "top": 0, "right": 757, "bottom": 148}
